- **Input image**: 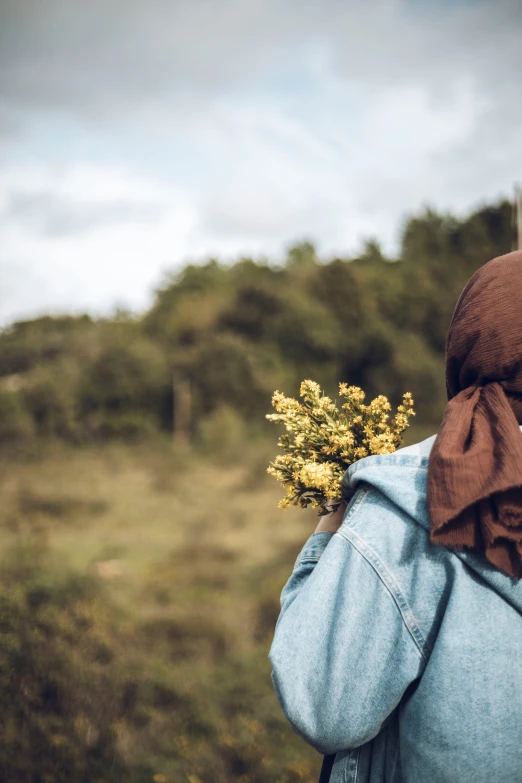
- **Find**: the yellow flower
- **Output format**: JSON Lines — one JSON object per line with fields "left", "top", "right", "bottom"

{"left": 267, "top": 380, "right": 415, "bottom": 513}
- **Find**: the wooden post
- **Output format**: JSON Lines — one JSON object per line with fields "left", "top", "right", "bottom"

{"left": 516, "top": 183, "right": 522, "bottom": 252}
{"left": 173, "top": 375, "right": 191, "bottom": 447}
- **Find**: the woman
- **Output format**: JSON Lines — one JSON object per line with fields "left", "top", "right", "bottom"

{"left": 268, "top": 249, "right": 522, "bottom": 783}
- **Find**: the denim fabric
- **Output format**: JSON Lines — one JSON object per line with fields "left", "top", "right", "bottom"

{"left": 268, "top": 438, "right": 522, "bottom": 782}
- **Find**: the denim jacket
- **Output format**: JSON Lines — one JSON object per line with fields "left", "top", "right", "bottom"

{"left": 268, "top": 432, "right": 522, "bottom": 782}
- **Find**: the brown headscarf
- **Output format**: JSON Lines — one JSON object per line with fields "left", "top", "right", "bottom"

{"left": 427, "top": 250, "right": 522, "bottom": 579}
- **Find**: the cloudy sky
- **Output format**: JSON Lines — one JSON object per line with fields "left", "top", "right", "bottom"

{"left": 1, "top": 0, "right": 521, "bottom": 326}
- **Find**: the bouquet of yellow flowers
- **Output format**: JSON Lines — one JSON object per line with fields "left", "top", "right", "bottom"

{"left": 266, "top": 380, "right": 415, "bottom": 516}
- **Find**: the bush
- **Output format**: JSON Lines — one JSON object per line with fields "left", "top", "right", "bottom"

{"left": 0, "top": 390, "right": 35, "bottom": 442}
{"left": 189, "top": 333, "right": 270, "bottom": 420}
{"left": 82, "top": 410, "right": 161, "bottom": 442}
{"left": 22, "top": 364, "right": 79, "bottom": 440}
{"left": 79, "top": 338, "right": 170, "bottom": 439}
{"left": 194, "top": 403, "right": 247, "bottom": 460}
{"left": 0, "top": 568, "right": 128, "bottom": 783}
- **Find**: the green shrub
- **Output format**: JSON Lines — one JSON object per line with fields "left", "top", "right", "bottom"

{"left": 22, "top": 366, "right": 79, "bottom": 440}
{"left": 194, "top": 403, "right": 247, "bottom": 460}
{"left": 79, "top": 338, "right": 170, "bottom": 439}
{"left": 0, "top": 390, "right": 35, "bottom": 442}
{"left": 0, "top": 569, "right": 127, "bottom": 783}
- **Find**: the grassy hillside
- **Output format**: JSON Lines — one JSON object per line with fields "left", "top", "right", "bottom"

{"left": 0, "top": 431, "right": 385, "bottom": 782}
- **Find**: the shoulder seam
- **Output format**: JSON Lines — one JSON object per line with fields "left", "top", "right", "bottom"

{"left": 337, "top": 524, "right": 431, "bottom": 664}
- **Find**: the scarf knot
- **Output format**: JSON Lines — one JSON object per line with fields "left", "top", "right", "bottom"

{"left": 427, "top": 250, "right": 522, "bottom": 579}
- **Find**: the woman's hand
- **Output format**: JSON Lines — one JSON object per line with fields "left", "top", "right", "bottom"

{"left": 314, "top": 498, "right": 347, "bottom": 534}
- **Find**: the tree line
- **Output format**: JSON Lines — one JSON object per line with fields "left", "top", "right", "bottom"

{"left": 0, "top": 199, "right": 514, "bottom": 444}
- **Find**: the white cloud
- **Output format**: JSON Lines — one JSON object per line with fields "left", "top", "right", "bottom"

{"left": 0, "top": 164, "right": 198, "bottom": 324}
{"left": 0, "top": 0, "right": 521, "bottom": 325}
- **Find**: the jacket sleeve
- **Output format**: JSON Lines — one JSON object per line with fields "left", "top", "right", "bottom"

{"left": 268, "top": 492, "right": 427, "bottom": 755}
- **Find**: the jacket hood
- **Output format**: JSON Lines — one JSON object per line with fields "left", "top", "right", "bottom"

{"left": 340, "top": 436, "right": 522, "bottom": 614}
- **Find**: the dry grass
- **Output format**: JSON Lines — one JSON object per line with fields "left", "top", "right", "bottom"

{"left": 0, "top": 436, "right": 327, "bottom": 782}
{"left": 0, "top": 422, "right": 434, "bottom": 782}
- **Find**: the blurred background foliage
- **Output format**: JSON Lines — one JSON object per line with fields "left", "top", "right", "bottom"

{"left": 0, "top": 199, "right": 514, "bottom": 446}
{"left": 0, "top": 199, "right": 515, "bottom": 782}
